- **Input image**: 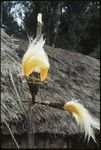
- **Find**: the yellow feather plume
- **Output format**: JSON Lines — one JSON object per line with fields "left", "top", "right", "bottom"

{"left": 22, "top": 35, "right": 50, "bottom": 81}
{"left": 63, "top": 100, "right": 100, "bottom": 142}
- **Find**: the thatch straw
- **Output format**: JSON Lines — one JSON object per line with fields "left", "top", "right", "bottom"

{"left": 1, "top": 29, "right": 100, "bottom": 137}
{"left": 1, "top": 29, "right": 30, "bottom": 124}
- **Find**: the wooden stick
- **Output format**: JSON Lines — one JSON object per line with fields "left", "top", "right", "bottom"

{"left": 27, "top": 101, "right": 35, "bottom": 148}
{"left": 36, "top": 13, "right": 42, "bottom": 39}
{"left": 27, "top": 13, "right": 43, "bottom": 148}
{"left": 4, "top": 120, "right": 20, "bottom": 149}
{"left": 35, "top": 101, "right": 64, "bottom": 110}
{"left": 9, "top": 72, "right": 25, "bottom": 114}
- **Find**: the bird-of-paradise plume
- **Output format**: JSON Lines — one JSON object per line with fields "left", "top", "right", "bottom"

{"left": 34, "top": 99, "right": 100, "bottom": 143}
{"left": 22, "top": 14, "right": 50, "bottom": 81}
{"left": 63, "top": 100, "right": 100, "bottom": 143}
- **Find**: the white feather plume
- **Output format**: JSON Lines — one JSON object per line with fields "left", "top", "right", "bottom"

{"left": 22, "top": 35, "right": 50, "bottom": 80}
{"left": 64, "top": 100, "right": 100, "bottom": 143}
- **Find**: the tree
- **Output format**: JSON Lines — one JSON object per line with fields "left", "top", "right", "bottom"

{"left": 1, "top": 1, "right": 19, "bottom": 36}
{"left": 1, "top": 1, "right": 100, "bottom": 59}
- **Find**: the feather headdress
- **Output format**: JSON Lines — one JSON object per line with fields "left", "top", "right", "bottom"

{"left": 63, "top": 100, "right": 100, "bottom": 142}
{"left": 35, "top": 100, "right": 100, "bottom": 143}
{"left": 22, "top": 13, "right": 50, "bottom": 81}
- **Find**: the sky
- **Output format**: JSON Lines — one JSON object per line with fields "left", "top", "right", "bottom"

{"left": 10, "top": 1, "right": 66, "bottom": 28}
{"left": 10, "top": 3, "right": 25, "bottom": 27}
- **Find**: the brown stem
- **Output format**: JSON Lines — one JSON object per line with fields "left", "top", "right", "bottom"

{"left": 27, "top": 103, "right": 35, "bottom": 148}
{"left": 26, "top": 13, "right": 43, "bottom": 148}
{"left": 26, "top": 78, "right": 39, "bottom": 148}
{"left": 35, "top": 101, "right": 64, "bottom": 110}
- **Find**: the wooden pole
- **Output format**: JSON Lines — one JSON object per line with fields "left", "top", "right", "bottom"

{"left": 36, "top": 13, "right": 42, "bottom": 40}
{"left": 35, "top": 101, "right": 64, "bottom": 110}
{"left": 27, "top": 13, "right": 43, "bottom": 148}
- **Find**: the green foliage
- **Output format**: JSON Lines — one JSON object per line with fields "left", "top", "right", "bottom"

{"left": 89, "top": 45, "right": 100, "bottom": 60}
{"left": 1, "top": 1, "right": 100, "bottom": 59}
{"left": 1, "top": 1, "right": 19, "bottom": 36}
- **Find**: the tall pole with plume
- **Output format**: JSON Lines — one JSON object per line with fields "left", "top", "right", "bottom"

{"left": 22, "top": 12, "right": 50, "bottom": 148}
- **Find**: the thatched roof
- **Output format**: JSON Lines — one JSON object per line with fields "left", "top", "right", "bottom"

{"left": 1, "top": 29, "right": 30, "bottom": 132}
{"left": 1, "top": 29, "right": 100, "bottom": 137}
